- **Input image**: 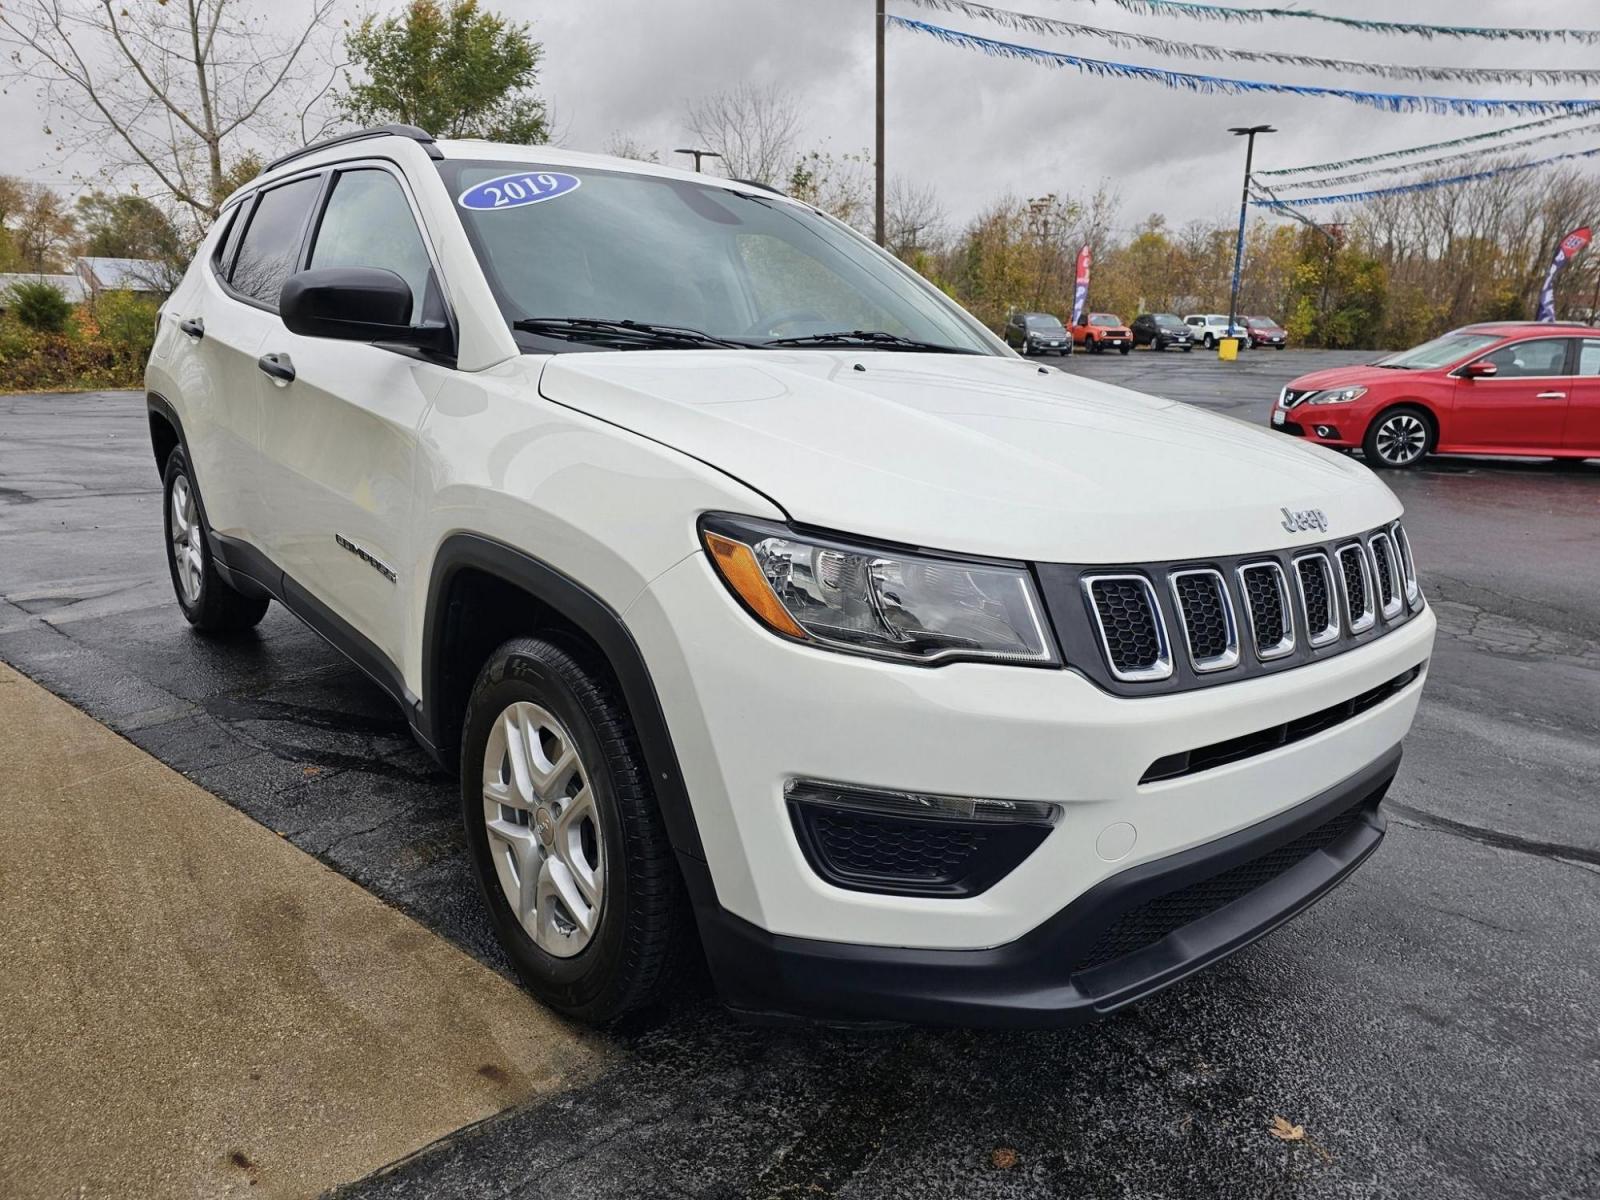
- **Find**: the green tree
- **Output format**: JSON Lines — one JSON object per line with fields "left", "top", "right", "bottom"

{"left": 76, "top": 192, "right": 183, "bottom": 262}
{"left": 7, "top": 280, "right": 72, "bottom": 332}
{"left": 340, "top": 0, "right": 549, "bottom": 143}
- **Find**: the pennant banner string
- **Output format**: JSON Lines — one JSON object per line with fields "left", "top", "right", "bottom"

{"left": 1267, "top": 121, "right": 1600, "bottom": 191}
{"left": 1045, "top": 0, "right": 1600, "bottom": 45}
{"left": 889, "top": 17, "right": 1600, "bottom": 115}
{"left": 903, "top": 0, "right": 1600, "bottom": 85}
{"left": 1250, "top": 144, "right": 1600, "bottom": 207}
{"left": 1256, "top": 110, "right": 1600, "bottom": 177}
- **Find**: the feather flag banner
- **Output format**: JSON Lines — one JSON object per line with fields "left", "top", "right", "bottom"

{"left": 889, "top": 18, "right": 1600, "bottom": 116}
{"left": 1273, "top": 122, "right": 1600, "bottom": 191}
{"left": 1537, "top": 227, "right": 1591, "bottom": 321}
{"left": 903, "top": 0, "right": 1600, "bottom": 86}
{"left": 1258, "top": 111, "right": 1600, "bottom": 178}
{"left": 1057, "top": 0, "right": 1600, "bottom": 45}
{"left": 1251, "top": 144, "right": 1600, "bottom": 208}
{"left": 1071, "top": 245, "right": 1091, "bottom": 326}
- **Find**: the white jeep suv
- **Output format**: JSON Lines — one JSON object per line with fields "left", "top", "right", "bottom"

{"left": 145, "top": 126, "right": 1434, "bottom": 1026}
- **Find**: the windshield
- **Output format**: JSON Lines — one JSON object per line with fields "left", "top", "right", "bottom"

{"left": 1247, "top": 317, "right": 1281, "bottom": 329}
{"left": 1089, "top": 313, "right": 1121, "bottom": 326}
{"left": 1024, "top": 314, "right": 1065, "bottom": 332}
{"left": 1375, "top": 332, "right": 1502, "bottom": 370}
{"left": 1153, "top": 314, "right": 1183, "bottom": 328}
{"left": 437, "top": 160, "right": 1000, "bottom": 354}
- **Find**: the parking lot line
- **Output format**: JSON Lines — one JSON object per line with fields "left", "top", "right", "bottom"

{"left": 0, "top": 661, "right": 607, "bottom": 1200}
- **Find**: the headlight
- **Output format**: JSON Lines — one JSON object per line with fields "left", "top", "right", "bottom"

{"left": 1306, "top": 386, "right": 1367, "bottom": 405}
{"left": 699, "top": 515, "right": 1058, "bottom": 666}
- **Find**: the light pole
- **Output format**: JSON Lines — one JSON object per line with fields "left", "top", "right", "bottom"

{"left": 1226, "top": 124, "right": 1274, "bottom": 348}
{"left": 674, "top": 148, "right": 721, "bottom": 173}
{"left": 1027, "top": 194, "right": 1058, "bottom": 309}
{"left": 875, "top": 0, "right": 886, "bottom": 246}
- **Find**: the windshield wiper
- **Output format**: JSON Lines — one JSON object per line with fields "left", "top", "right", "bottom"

{"left": 760, "top": 329, "right": 975, "bottom": 354}
{"left": 513, "top": 317, "right": 747, "bottom": 349}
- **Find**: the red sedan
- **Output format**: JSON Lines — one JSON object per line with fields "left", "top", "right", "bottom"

{"left": 1270, "top": 322, "right": 1600, "bottom": 468}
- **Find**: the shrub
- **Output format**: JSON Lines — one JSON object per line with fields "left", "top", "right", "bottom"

{"left": 7, "top": 280, "right": 73, "bottom": 333}
{"left": 94, "top": 290, "right": 161, "bottom": 368}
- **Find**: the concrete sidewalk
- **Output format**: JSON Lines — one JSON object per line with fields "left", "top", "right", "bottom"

{"left": 0, "top": 661, "right": 605, "bottom": 1198}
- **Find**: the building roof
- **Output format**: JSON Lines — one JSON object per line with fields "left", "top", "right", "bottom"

{"left": 0, "top": 273, "right": 88, "bottom": 304}
{"left": 76, "top": 256, "right": 172, "bottom": 291}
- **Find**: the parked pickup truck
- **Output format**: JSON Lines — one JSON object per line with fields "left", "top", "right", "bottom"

{"left": 146, "top": 125, "right": 1434, "bottom": 1027}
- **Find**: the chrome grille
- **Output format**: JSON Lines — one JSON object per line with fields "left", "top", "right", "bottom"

{"left": 1337, "top": 543, "right": 1375, "bottom": 632}
{"left": 1294, "top": 553, "right": 1340, "bottom": 647}
{"left": 1169, "top": 569, "right": 1239, "bottom": 672}
{"left": 1083, "top": 576, "right": 1172, "bottom": 682}
{"left": 1391, "top": 522, "right": 1421, "bottom": 607}
{"left": 1368, "top": 532, "right": 1403, "bottom": 619}
{"left": 1237, "top": 561, "right": 1294, "bottom": 660}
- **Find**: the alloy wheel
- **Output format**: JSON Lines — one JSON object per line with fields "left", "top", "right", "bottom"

{"left": 481, "top": 701, "right": 605, "bottom": 957}
{"left": 169, "top": 474, "right": 204, "bottom": 605}
{"left": 1374, "top": 413, "right": 1428, "bottom": 466}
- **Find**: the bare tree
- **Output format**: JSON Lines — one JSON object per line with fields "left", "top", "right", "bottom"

{"left": 886, "top": 178, "right": 945, "bottom": 257}
{"left": 601, "top": 131, "right": 659, "bottom": 163}
{"left": 0, "top": 0, "right": 341, "bottom": 225}
{"left": 685, "top": 83, "right": 801, "bottom": 185}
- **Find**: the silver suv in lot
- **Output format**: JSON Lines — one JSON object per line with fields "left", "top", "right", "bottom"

{"left": 145, "top": 126, "right": 1433, "bottom": 1026}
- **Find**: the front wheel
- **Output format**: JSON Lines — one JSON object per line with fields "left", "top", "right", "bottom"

{"left": 1119, "top": 345, "right": 1131, "bottom": 355}
{"left": 460, "top": 636, "right": 691, "bottom": 1024}
{"left": 1203, "top": 333, "right": 1215, "bottom": 349}
{"left": 1182, "top": 344, "right": 1193, "bottom": 353}
{"left": 1363, "top": 406, "right": 1432, "bottom": 469}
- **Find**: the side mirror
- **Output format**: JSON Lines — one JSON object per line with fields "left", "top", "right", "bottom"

{"left": 1459, "top": 360, "right": 1497, "bottom": 379}
{"left": 280, "top": 267, "right": 450, "bottom": 352}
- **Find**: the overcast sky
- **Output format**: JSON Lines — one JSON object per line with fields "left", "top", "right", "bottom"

{"left": 9, "top": 0, "right": 1600, "bottom": 234}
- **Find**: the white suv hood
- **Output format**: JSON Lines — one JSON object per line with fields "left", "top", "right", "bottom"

{"left": 537, "top": 350, "right": 1400, "bottom": 563}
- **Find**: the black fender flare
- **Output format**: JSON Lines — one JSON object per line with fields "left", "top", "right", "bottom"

{"left": 421, "top": 533, "right": 706, "bottom": 863}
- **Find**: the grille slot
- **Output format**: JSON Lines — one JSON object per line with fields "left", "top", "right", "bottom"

{"left": 1071, "top": 801, "right": 1372, "bottom": 974}
{"left": 1337, "top": 543, "right": 1375, "bottom": 632}
{"left": 1083, "top": 575, "right": 1172, "bottom": 682}
{"left": 1368, "top": 533, "right": 1403, "bottom": 619}
{"left": 1390, "top": 521, "right": 1421, "bottom": 607}
{"left": 1293, "top": 553, "right": 1340, "bottom": 647}
{"left": 1169, "top": 569, "right": 1239, "bottom": 672}
{"left": 1237, "top": 562, "right": 1294, "bottom": 660}
{"left": 1140, "top": 663, "right": 1423, "bottom": 783}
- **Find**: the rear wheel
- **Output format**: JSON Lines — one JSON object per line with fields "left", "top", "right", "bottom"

{"left": 460, "top": 636, "right": 691, "bottom": 1024}
{"left": 162, "top": 451, "right": 269, "bottom": 632}
{"left": 1363, "top": 405, "right": 1433, "bottom": 469}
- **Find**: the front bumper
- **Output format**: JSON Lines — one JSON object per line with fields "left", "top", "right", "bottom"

{"left": 690, "top": 745, "right": 1398, "bottom": 1027}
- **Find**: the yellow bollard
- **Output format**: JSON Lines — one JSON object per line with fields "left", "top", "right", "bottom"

{"left": 1218, "top": 337, "right": 1239, "bottom": 361}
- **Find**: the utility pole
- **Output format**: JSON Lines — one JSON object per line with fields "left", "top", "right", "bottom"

{"left": 875, "top": 0, "right": 886, "bottom": 246}
{"left": 674, "top": 148, "right": 721, "bottom": 173}
{"left": 1226, "top": 125, "right": 1274, "bottom": 346}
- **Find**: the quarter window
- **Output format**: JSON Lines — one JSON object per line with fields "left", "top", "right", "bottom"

{"left": 309, "top": 170, "right": 435, "bottom": 324}
{"left": 1477, "top": 338, "right": 1570, "bottom": 378}
{"left": 214, "top": 203, "right": 247, "bottom": 277}
{"left": 230, "top": 176, "right": 321, "bottom": 307}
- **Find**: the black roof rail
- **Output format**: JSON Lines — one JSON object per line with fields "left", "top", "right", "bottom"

{"left": 263, "top": 124, "right": 442, "bottom": 175}
{"left": 733, "top": 178, "right": 787, "bottom": 196}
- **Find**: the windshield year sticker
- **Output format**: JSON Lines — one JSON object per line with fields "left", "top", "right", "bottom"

{"left": 458, "top": 171, "right": 581, "bottom": 211}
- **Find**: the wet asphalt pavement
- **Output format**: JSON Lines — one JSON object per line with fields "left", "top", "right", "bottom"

{"left": 2, "top": 350, "right": 1598, "bottom": 1199}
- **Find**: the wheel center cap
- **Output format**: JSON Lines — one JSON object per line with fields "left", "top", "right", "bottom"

{"left": 534, "top": 806, "right": 555, "bottom": 846}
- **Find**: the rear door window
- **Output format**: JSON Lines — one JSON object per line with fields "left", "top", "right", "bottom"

{"left": 1576, "top": 340, "right": 1600, "bottom": 375}
{"left": 230, "top": 176, "right": 322, "bottom": 308}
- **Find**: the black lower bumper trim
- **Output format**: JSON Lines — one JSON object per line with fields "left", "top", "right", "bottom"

{"left": 689, "top": 746, "right": 1401, "bottom": 1028}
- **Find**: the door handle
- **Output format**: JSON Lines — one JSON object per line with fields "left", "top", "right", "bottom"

{"left": 1536, "top": 391, "right": 1567, "bottom": 399}
{"left": 257, "top": 352, "right": 296, "bottom": 386}
{"left": 179, "top": 317, "right": 204, "bottom": 340}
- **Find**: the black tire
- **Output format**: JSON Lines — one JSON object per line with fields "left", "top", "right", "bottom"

{"left": 1152, "top": 340, "right": 1164, "bottom": 352}
{"left": 1119, "top": 345, "right": 1131, "bottom": 355}
{"left": 1362, "top": 405, "right": 1434, "bottom": 470}
{"left": 161, "top": 450, "right": 270, "bottom": 632}
{"left": 1203, "top": 333, "right": 1215, "bottom": 349}
{"left": 1087, "top": 337, "right": 1099, "bottom": 354}
{"left": 1274, "top": 344, "right": 1285, "bottom": 350}
{"left": 1182, "top": 344, "right": 1193, "bottom": 353}
{"left": 460, "top": 636, "right": 691, "bottom": 1024}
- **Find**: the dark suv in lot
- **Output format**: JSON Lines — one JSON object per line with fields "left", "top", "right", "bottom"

{"left": 1003, "top": 311, "right": 1072, "bottom": 356}
{"left": 1131, "top": 313, "right": 1194, "bottom": 352}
